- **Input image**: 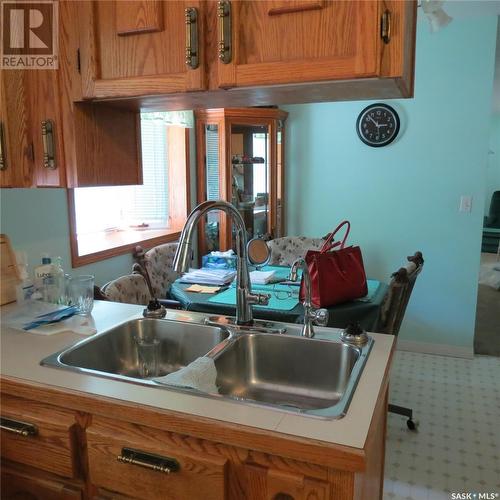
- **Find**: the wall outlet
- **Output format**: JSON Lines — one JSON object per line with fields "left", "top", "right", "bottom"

{"left": 459, "top": 195, "right": 472, "bottom": 213}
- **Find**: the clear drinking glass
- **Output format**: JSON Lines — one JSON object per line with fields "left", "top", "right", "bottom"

{"left": 136, "top": 338, "right": 160, "bottom": 378}
{"left": 69, "top": 275, "right": 94, "bottom": 315}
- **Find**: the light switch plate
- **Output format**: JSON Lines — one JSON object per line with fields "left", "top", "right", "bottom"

{"left": 459, "top": 195, "right": 472, "bottom": 213}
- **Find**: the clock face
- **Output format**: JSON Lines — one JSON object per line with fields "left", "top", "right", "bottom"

{"left": 356, "top": 104, "right": 400, "bottom": 147}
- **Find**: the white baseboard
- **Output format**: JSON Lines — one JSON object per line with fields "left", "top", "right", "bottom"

{"left": 396, "top": 339, "right": 474, "bottom": 359}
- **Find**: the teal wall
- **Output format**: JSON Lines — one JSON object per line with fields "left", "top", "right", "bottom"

{"left": 485, "top": 113, "right": 500, "bottom": 214}
{"left": 0, "top": 188, "right": 133, "bottom": 286}
{"left": 0, "top": 127, "right": 198, "bottom": 286}
{"left": 283, "top": 15, "right": 497, "bottom": 351}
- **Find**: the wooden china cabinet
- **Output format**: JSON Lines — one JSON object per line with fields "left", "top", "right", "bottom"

{"left": 195, "top": 108, "right": 288, "bottom": 258}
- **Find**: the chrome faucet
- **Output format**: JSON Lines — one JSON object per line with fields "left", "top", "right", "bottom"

{"left": 289, "top": 258, "right": 329, "bottom": 338}
{"left": 173, "top": 201, "right": 270, "bottom": 325}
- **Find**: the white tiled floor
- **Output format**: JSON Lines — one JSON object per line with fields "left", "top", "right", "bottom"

{"left": 384, "top": 351, "right": 500, "bottom": 500}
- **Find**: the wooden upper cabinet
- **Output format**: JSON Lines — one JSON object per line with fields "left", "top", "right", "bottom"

{"left": 75, "top": 0, "right": 416, "bottom": 103}
{"left": 215, "top": 0, "right": 380, "bottom": 89}
{"left": 0, "top": 70, "right": 33, "bottom": 188}
{"left": 78, "top": 1, "right": 206, "bottom": 99}
{"left": 0, "top": 69, "right": 65, "bottom": 188}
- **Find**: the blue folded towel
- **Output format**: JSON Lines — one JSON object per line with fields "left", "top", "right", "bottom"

{"left": 23, "top": 305, "right": 79, "bottom": 331}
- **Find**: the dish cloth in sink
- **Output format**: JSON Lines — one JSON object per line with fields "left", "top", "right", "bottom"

{"left": 153, "top": 356, "right": 218, "bottom": 394}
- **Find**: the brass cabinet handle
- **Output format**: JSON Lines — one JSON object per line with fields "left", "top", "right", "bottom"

{"left": 1, "top": 417, "right": 38, "bottom": 437}
{"left": 185, "top": 7, "right": 199, "bottom": 69}
{"left": 117, "top": 447, "right": 180, "bottom": 474}
{"left": 0, "top": 122, "right": 6, "bottom": 171}
{"left": 381, "top": 9, "right": 391, "bottom": 44}
{"left": 41, "top": 119, "right": 56, "bottom": 170}
{"left": 217, "top": 1, "right": 232, "bottom": 64}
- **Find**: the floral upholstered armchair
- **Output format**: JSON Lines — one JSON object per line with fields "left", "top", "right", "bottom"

{"left": 267, "top": 236, "right": 327, "bottom": 267}
{"left": 134, "top": 242, "right": 180, "bottom": 299}
{"left": 101, "top": 274, "right": 151, "bottom": 305}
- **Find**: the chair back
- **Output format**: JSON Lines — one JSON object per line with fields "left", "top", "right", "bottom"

{"left": 134, "top": 242, "right": 180, "bottom": 298}
{"left": 485, "top": 191, "right": 500, "bottom": 228}
{"left": 267, "top": 236, "right": 326, "bottom": 267}
{"left": 379, "top": 252, "right": 424, "bottom": 336}
{"left": 101, "top": 274, "right": 151, "bottom": 306}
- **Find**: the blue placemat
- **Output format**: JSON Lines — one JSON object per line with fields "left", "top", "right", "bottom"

{"left": 208, "top": 282, "right": 299, "bottom": 311}
{"left": 356, "top": 280, "right": 380, "bottom": 302}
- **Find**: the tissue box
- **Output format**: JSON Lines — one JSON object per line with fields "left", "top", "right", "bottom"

{"left": 202, "top": 254, "right": 237, "bottom": 270}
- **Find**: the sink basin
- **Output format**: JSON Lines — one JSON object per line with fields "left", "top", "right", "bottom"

{"left": 212, "top": 333, "right": 370, "bottom": 418}
{"left": 41, "top": 317, "right": 372, "bottom": 419}
{"left": 41, "top": 318, "right": 230, "bottom": 381}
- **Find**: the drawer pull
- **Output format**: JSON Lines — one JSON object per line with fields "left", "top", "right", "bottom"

{"left": 185, "top": 7, "right": 199, "bottom": 69}
{"left": 0, "top": 417, "right": 38, "bottom": 437}
{"left": 217, "top": 1, "right": 232, "bottom": 64}
{"left": 41, "top": 119, "right": 56, "bottom": 170}
{"left": 117, "top": 447, "right": 180, "bottom": 474}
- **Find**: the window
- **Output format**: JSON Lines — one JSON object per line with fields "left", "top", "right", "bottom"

{"left": 68, "top": 112, "right": 191, "bottom": 267}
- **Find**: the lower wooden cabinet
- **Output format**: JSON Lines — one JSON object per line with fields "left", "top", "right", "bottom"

{"left": 0, "top": 378, "right": 388, "bottom": 500}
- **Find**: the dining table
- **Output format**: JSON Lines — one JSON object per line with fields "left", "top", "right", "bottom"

{"left": 169, "top": 266, "right": 388, "bottom": 332}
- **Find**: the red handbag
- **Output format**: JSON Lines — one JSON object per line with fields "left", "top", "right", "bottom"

{"left": 299, "top": 221, "right": 368, "bottom": 308}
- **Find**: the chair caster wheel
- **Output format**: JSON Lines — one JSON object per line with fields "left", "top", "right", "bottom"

{"left": 407, "top": 419, "right": 418, "bottom": 431}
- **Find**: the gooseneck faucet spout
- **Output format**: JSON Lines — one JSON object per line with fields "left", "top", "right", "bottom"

{"left": 289, "top": 258, "right": 329, "bottom": 338}
{"left": 173, "top": 200, "right": 270, "bottom": 325}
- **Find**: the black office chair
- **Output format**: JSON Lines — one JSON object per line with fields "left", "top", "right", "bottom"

{"left": 484, "top": 191, "right": 500, "bottom": 229}
{"left": 378, "top": 251, "right": 424, "bottom": 431}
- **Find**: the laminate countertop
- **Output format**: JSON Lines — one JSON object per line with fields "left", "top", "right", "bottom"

{"left": 0, "top": 300, "right": 394, "bottom": 450}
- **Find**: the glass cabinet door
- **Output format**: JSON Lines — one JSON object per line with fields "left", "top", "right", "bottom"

{"left": 275, "top": 121, "right": 284, "bottom": 238}
{"left": 230, "top": 123, "right": 271, "bottom": 241}
{"left": 204, "top": 124, "right": 221, "bottom": 252}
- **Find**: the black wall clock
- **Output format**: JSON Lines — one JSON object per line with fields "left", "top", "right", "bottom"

{"left": 356, "top": 103, "right": 400, "bottom": 147}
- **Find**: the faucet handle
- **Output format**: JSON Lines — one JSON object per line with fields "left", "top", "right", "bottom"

{"left": 247, "top": 292, "right": 271, "bottom": 306}
{"left": 311, "top": 308, "right": 329, "bottom": 327}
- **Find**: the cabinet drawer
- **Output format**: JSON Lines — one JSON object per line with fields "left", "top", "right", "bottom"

{"left": 87, "top": 416, "right": 227, "bottom": 500}
{"left": 0, "top": 394, "right": 79, "bottom": 478}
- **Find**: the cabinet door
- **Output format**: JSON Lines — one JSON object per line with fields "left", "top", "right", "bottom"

{"left": 0, "top": 70, "right": 33, "bottom": 188}
{"left": 26, "top": 70, "right": 66, "bottom": 187}
{"left": 79, "top": 1, "right": 206, "bottom": 99}
{"left": 215, "top": 0, "right": 380, "bottom": 89}
{"left": 1, "top": 462, "right": 83, "bottom": 500}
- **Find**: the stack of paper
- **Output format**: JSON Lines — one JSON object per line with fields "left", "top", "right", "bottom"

{"left": 180, "top": 268, "right": 236, "bottom": 286}
{"left": 249, "top": 270, "right": 276, "bottom": 285}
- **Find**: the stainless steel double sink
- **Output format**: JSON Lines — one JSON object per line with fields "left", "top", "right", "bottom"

{"left": 41, "top": 317, "right": 373, "bottom": 419}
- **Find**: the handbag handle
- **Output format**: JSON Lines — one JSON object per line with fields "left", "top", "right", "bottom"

{"left": 320, "top": 220, "right": 351, "bottom": 253}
